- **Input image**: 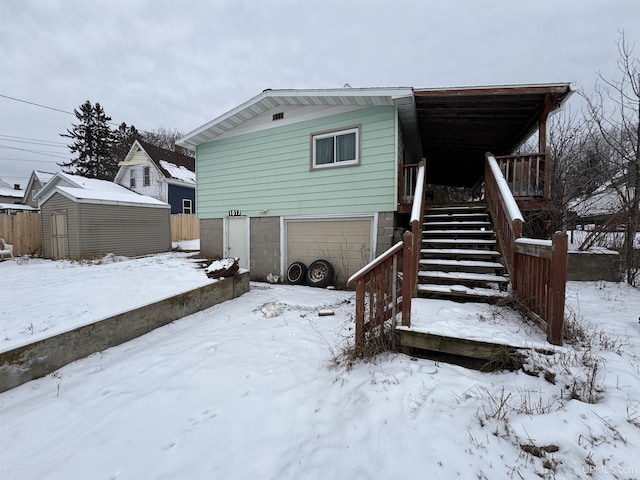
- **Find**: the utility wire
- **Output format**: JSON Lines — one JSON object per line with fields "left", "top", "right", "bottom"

{"left": 0, "top": 144, "right": 70, "bottom": 160}
{"left": 0, "top": 94, "right": 75, "bottom": 116}
{"left": 0, "top": 134, "right": 67, "bottom": 146}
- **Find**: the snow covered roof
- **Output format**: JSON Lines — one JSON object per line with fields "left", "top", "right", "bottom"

{"left": 0, "top": 203, "right": 37, "bottom": 212}
{"left": 568, "top": 174, "right": 627, "bottom": 218}
{"left": 55, "top": 186, "right": 169, "bottom": 208}
{"left": 124, "top": 139, "right": 195, "bottom": 185}
{"left": 159, "top": 160, "right": 195, "bottom": 184}
{"left": 36, "top": 172, "right": 169, "bottom": 208}
{"left": 34, "top": 171, "right": 55, "bottom": 183}
{"left": 0, "top": 186, "right": 24, "bottom": 198}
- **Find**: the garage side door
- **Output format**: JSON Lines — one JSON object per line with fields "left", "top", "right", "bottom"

{"left": 286, "top": 219, "right": 372, "bottom": 286}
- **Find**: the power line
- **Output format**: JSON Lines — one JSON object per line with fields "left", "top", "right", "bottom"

{"left": 0, "top": 144, "right": 70, "bottom": 160}
{"left": 0, "top": 157, "right": 61, "bottom": 164}
{"left": 0, "top": 93, "right": 125, "bottom": 127}
{"left": 0, "top": 137, "right": 68, "bottom": 149}
{"left": 0, "top": 134, "right": 67, "bottom": 146}
{"left": 0, "top": 94, "right": 75, "bottom": 116}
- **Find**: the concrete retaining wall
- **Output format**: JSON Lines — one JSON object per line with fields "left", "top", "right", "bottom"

{"left": 568, "top": 248, "right": 621, "bottom": 282}
{"left": 0, "top": 272, "right": 250, "bottom": 393}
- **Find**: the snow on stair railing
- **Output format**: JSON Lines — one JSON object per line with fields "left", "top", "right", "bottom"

{"left": 485, "top": 153, "right": 524, "bottom": 275}
{"left": 347, "top": 160, "right": 426, "bottom": 348}
{"left": 485, "top": 152, "right": 567, "bottom": 346}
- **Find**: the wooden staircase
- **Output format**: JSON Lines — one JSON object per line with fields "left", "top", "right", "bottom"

{"left": 417, "top": 202, "right": 510, "bottom": 302}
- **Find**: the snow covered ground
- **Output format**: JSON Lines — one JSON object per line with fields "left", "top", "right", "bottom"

{"left": 1, "top": 252, "right": 639, "bottom": 479}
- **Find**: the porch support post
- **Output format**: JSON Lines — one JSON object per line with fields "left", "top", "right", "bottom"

{"left": 539, "top": 93, "right": 557, "bottom": 200}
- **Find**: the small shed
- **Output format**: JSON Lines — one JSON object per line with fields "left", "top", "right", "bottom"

{"left": 36, "top": 173, "right": 171, "bottom": 259}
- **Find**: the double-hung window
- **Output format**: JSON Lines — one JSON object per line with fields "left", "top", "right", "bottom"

{"left": 143, "top": 166, "right": 150, "bottom": 187}
{"left": 182, "top": 199, "right": 192, "bottom": 214}
{"left": 129, "top": 170, "right": 136, "bottom": 188}
{"left": 312, "top": 127, "right": 359, "bottom": 169}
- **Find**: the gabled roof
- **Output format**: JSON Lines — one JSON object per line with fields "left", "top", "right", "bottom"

{"left": 178, "top": 83, "right": 572, "bottom": 187}
{"left": 22, "top": 170, "right": 57, "bottom": 203}
{"left": 177, "top": 87, "right": 421, "bottom": 158}
{"left": 119, "top": 139, "right": 195, "bottom": 185}
{"left": 35, "top": 172, "right": 169, "bottom": 208}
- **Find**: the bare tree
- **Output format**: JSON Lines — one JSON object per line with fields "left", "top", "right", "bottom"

{"left": 580, "top": 31, "right": 640, "bottom": 284}
{"left": 139, "top": 127, "right": 194, "bottom": 157}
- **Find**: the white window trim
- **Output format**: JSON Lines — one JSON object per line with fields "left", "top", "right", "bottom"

{"left": 182, "top": 199, "right": 192, "bottom": 214}
{"left": 311, "top": 126, "right": 360, "bottom": 170}
{"left": 279, "top": 213, "right": 378, "bottom": 278}
{"left": 129, "top": 169, "right": 136, "bottom": 188}
{"left": 143, "top": 166, "right": 150, "bottom": 187}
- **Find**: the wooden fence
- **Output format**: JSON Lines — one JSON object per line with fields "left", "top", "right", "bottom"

{"left": 0, "top": 212, "right": 42, "bottom": 256}
{"left": 171, "top": 214, "right": 199, "bottom": 242}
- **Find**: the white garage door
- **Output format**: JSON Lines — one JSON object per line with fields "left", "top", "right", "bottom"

{"left": 286, "top": 218, "right": 373, "bottom": 286}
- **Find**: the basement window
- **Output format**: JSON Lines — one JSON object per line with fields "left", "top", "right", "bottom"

{"left": 311, "top": 126, "right": 360, "bottom": 169}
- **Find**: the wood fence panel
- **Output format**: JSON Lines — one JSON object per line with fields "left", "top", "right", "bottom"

{"left": 0, "top": 213, "right": 42, "bottom": 256}
{"left": 170, "top": 214, "right": 200, "bottom": 242}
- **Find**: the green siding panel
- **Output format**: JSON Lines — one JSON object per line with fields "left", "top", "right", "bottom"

{"left": 197, "top": 106, "right": 398, "bottom": 218}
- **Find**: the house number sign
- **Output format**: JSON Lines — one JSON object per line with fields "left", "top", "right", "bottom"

{"left": 228, "top": 210, "right": 242, "bottom": 216}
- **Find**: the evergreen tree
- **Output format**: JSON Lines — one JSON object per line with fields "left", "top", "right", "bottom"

{"left": 112, "top": 122, "right": 139, "bottom": 165}
{"left": 59, "top": 101, "right": 117, "bottom": 180}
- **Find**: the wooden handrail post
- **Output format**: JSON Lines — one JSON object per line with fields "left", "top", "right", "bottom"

{"left": 355, "top": 278, "right": 365, "bottom": 347}
{"left": 547, "top": 232, "right": 567, "bottom": 346}
{"left": 401, "top": 230, "right": 413, "bottom": 327}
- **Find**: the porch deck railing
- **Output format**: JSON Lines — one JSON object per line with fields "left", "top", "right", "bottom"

{"left": 494, "top": 153, "right": 546, "bottom": 199}
{"left": 348, "top": 160, "right": 426, "bottom": 347}
{"left": 398, "top": 163, "right": 420, "bottom": 211}
{"left": 486, "top": 152, "right": 567, "bottom": 345}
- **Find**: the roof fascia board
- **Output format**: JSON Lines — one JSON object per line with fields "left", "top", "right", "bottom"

{"left": 414, "top": 83, "right": 571, "bottom": 97}
{"left": 177, "top": 87, "right": 414, "bottom": 148}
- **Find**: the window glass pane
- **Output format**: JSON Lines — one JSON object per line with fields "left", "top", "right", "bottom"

{"left": 315, "top": 137, "right": 334, "bottom": 165}
{"left": 336, "top": 132, "right": 356, "bottom": 162}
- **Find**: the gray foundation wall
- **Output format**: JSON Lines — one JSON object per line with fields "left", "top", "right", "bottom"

{"left": 250, "top": 216, "right": 281, "bottom": 281}
{"left": 0, "top": 272, "right": 250, "bottom": 393}
{"left": 376, "top": 211, "right": 396, "bottom": 256}
{"left": 200, "top": 218, "right": 223, "bottom": 259}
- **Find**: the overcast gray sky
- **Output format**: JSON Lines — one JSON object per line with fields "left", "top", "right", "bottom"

{"left": 1, "top": 0, "right": 639, "bottom": 187}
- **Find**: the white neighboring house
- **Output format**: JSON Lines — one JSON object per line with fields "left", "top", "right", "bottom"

{"left": 114, "top": 139, "right": 196, "bottom": 214}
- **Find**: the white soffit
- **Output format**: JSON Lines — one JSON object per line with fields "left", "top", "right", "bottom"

{"left": 178, "top": 87, "right": 416, "bottom": 148}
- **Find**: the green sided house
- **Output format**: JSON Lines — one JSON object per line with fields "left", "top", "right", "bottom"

{"left": 178, "top": 85, "right": 571, "bottom": 286}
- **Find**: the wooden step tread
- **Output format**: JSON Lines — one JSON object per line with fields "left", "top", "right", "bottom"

{"left": 424, "top": 213, "right": 488, "bottom": 218}
{"left": 418, "top": 271, "right": 509, "bottom": 283}
{"left": 420, "top": 248, "right": 501, "bottom": 256}
{"left": 423, "top": 221, "right": 492, "bottom": 227}
{"left": 417, "top": 284, "right": 510, "bottom": 299}
{"left": 423, "top": 239, "right": 496, "bottom": 245}
{"left": 423, "top": 229, "right": 495, "bottom": 235}
{"left": 420, "top": 259, "right": 504, "bottom": 269}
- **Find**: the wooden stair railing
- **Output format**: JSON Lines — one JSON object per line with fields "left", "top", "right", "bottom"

{"left": 348, "top": 160, "right": 426, "bottom": 347}
{"left": 485, "top": 152, "right": 567, "bottom": 346}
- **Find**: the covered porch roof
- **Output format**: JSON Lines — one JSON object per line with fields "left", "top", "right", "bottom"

{"left": 412, "top": 83, "right": 572, "bottom": 187}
